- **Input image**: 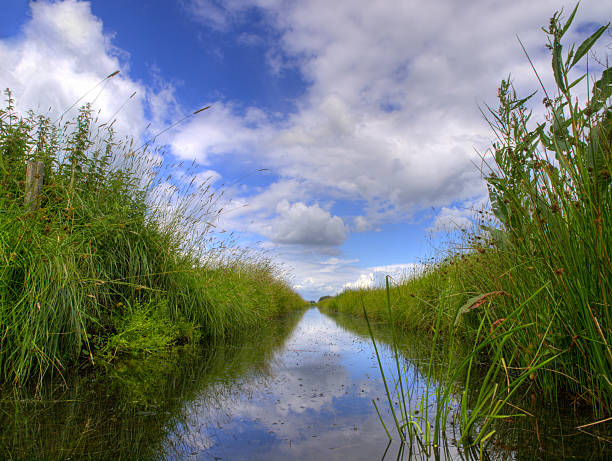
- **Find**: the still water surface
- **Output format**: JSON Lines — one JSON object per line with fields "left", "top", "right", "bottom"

{"left": 1, "top": 307, "right": 609, "bottom": 460}
{"left": 161, "top": 307, "right": 430, "bottom": 460}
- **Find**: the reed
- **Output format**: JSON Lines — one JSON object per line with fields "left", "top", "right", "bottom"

{"left": 0, "top": 92, "right": 305, "bottom": 387}
{"left": 321, "top": 4, "right": 611, "bottom": 448}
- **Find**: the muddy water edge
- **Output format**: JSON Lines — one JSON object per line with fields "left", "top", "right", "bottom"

{"left": 0, "top": 307, "right": 609, "bottom": 460}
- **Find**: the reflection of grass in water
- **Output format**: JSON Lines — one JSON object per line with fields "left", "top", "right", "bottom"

{"left": 322, "top": 305, "right": 485, "bottom": 460}
{"left": 324, "top": 298, "right": 466, "bottom": 450}
{"left": 0, "top": 310, "right": 305, "bottom": 460}
{"left": 326, "top": 281, "right": 611, "bottom": 460}
{"left": 320, "top": 303, "right": 459, "bottom": 379}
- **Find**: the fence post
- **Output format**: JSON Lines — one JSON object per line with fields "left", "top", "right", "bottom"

{"left": 24, "top": 160, "right": 44, "bottom": 210}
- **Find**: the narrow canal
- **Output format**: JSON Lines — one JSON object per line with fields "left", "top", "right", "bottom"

{"left": 159, "top": 307, "right": 434, "bottom": 460}
{"left": 1, "top": 307, "right": 609, "bottom": 460}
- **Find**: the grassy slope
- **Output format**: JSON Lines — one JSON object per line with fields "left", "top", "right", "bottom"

{"left": 0, "top": 96, "right": 305, "bottom": 387}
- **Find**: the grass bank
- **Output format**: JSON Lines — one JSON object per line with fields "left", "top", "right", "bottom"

{"left": 0, "top": 92, "right": 305, "bottom": 388}
{"left": 320, "top": 6, "right": 611, "bottom": 444}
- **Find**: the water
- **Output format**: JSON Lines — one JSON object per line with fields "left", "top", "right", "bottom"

{"left": 1, "top": 307, "right": 609, "bottom": 460}
{"left": 160, "top": 307, "right": 428, "bottom": 460}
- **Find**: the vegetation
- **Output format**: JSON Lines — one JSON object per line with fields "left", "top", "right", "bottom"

{"left": 0, "top": 91, "right": 305, "bottom": 388}
{"left": 0, "top": 310, "right": 305, "bottom": 459}
{"left": 320, "top": 5, "right": 611, "bottom": 449}
{"left": 322, "top": 306, "right": 610, "bottom": 460}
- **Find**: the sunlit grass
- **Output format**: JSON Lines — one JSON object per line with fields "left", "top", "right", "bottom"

{"left": 0, "top": 90, "right": 305, "bottom": 388}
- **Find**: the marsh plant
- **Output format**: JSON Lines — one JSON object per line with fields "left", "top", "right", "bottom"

{"left": 0, "top": 89, "right": 304, "bottom": 388}
{"left": 323, "top": 5, "right": 611, "bottom": 454}
{"left": 480, "top": 7, "right": 611, "bottom": 415}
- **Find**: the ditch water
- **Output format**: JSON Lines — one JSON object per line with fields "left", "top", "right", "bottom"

{"left": 1, "top": 307, "right": 609, "bottom": 460}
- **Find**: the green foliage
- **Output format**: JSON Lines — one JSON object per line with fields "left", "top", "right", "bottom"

{"left": 0, "top": 90, "right": 305, "bottom": 387}
{"left": 324, "top": 5, "right": 611, "bottom": 446}
{"left": 97, "top": 299, "right": 200, "bottom": 358}
{"left": 0, "top": 309, "right": 305, "bottom": 459}
{"left": 319, "top": 262, "right": 468, "bottom": 336}
{"left": 480, "top": 7, "right": 611, "bottom": 415}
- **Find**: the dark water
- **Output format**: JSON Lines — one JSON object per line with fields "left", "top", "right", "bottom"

{"left": 1, "top": 307, "right": 609, "bottom": 460}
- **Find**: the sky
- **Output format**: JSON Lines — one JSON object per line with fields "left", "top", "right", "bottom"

{"left": 1, "top": 0, "right": 610, "bottom": 300}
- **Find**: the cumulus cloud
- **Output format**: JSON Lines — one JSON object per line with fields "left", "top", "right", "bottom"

{"left": 353, "top": 215, "right": 375, "bottom": 232}
{"left": 179, "top": 0, "right": 610, "bottom": 234}
{"left": 182, "top": 0, "right": 609, "bottom": 297}
{"left": 428, "top": 206, "right": 475, "bottom": 233}
{"left": 344, "top": 264, "right": 424, "bottom": 290}
{"left": 427, "top": 194, "right": 490, "bottom": 233}
{"left": 3, "top": 0, "right": 609, "bottom": 300}
{"left": 344, "top": 272, "right": 375, "bottom": 291}
{"left": 321, "top": 257, "right": 359, "bottom": 266}
{"left": 186, "top": 0, "right": 247, "bottom": 31}
{"left": 0, "top": 0, "right": 150, "bottom": 138}
{"left": 266, "top": 200, "right": 346, "bottom": 246}
{"left": 167, "top": 102, "right": 272, "bottom": 164}
{"left": 288, "top": 255, "right": 424, "bottom": 300}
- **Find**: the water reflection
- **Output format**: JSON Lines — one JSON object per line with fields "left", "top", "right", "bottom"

{"left": 0, "top": 310, "right": 304, "bottom": 460}
{"left": 327, "top": 308, "right": 612, "bottom": 461}
{"left": 161, "top": 308, "right": 464, "bottom": 460}
{"left": 1, "top": 307, "right": 609, "bottom": 460}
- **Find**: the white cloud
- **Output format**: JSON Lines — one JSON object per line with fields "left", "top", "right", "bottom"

{"left": 181, "top": 0, "right": 610, "bottom": 299}
{"left": 344, "top": 263, "right": 424, "bottom": 290}
{"left": 322, "top": 257, "right": 359, "bottom": 266}
{"left": 0, "top": 0, "right": 150, "bottom": 139}
{"left": 427, "top": 194, "right": 490, "bottom": 233}
{"left": 353, "top": 216, "right": 373, "bottom": 232}
{"left": 195, "top": 169, "right": 222, "bottom": 186}
{"left": 344, "top": 272, "right": 375, "bottom": 290}
{"left": 266, "top": 200, "right": 346, "bottom": 246}
{"left": 173, "top": 169, "right": 222, "bottom": 189}
{"left": 428, "top": 207, "right": 475, "bottom": 233}
{"left": 286, "top": 254, "right": 423, "bottom": 300}
{"left": 178, "top": 0, "right": 610, "bottom": 237}
{"left": 0, "top": 0, "right": 233, "bottom": 257}
{"left": 166, "top": 101, "right": 272, "bottom": 164}
{"left": 186, "top": 0, "right": 234, "bottom": 31}
{"left": 3, "top": 0, "right": 609, "bottom": 300}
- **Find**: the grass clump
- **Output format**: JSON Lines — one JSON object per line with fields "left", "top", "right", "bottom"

{"left": 469, "top": 6, "right": 611, "bottom": 415}
{"left": 0, "top": 91, "right": 305, "bottom": 388}
{"left": 321, "top": 4, "right": 611, "bottom": 448}
{"left": 96, "top": 299, "right": 200, "bottom": 359}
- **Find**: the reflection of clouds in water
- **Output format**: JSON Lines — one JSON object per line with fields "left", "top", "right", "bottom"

{"left": 161, "top": 308, "right": 461, "bottom": 460}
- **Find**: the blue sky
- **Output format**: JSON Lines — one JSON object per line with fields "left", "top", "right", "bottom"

{"left": 1, "top": 1, "right": 609, "bottom": 300}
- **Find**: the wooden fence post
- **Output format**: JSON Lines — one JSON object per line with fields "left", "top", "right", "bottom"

{"left": 24, "top": 160, "right": 44, "bottom": 210}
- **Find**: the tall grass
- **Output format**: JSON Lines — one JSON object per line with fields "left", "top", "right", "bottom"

{"left": 0, "top": 91, "right": 304, "bottom": 388}
{"left": 321, "top": 5, "right": 611, "bottom": 448}
{"left": 472, "top": 5, "right": 611, "bottom": 415}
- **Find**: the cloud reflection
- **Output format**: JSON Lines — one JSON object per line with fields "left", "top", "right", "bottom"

{"left": 161, "top": 308, "right": 463, "bottom": 460}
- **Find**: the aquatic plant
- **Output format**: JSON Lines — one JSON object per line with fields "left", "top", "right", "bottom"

{"left": 478, "top": 5, "right": 611, "bottom": 415}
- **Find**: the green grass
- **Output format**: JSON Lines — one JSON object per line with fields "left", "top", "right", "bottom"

{"left": 0, "top": 92, "right": 305, "bottom": 388}
{"left": 320, "top": 5, "right": 611, "bottom": 448}
{"left": 320, "top": 262, "right": 466, "bottom": 335}
{"left": 0, "top": 310, "right": 305, "bottom": 460}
